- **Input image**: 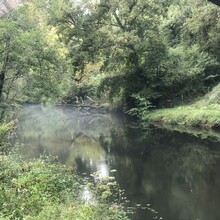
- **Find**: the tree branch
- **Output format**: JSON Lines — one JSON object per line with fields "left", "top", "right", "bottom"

{"left": 129, "top": 0, "right": 138, "bottom": 13}
{"left": 113, "top": 11, "right": 125, "bottom": 30}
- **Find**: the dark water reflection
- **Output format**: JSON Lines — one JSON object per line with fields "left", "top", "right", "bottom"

{"left": 16, "top": 105, "right": 220, "bottom": 220}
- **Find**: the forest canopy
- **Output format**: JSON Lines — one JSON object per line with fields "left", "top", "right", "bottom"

{"left": 0, "top": 0, "right": 219, "bottom": 114}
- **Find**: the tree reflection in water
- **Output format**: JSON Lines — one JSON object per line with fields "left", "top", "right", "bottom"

{"left": 16, "top": 105, "right": 220, "bottom": 220}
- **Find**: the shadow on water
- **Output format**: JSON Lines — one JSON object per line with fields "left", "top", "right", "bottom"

{"left": 15, "top": 104, "right": 220, "bottom": 220}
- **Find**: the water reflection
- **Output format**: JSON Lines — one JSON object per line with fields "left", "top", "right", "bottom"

{"left": 16, "top": 105, "right": 220, "bottom": 220}
{"left": 80, "top": 185, "right": 96, "bottom": 205}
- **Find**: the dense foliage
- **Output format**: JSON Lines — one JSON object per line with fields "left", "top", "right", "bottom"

{"left": 51, "top": 0, "right": 220, "bottom": 109}
{"left": 1, "top": 1, "right": 219, "bottom": 219}
{"left": 0, "top": 0, "right": 219, "bottom": 114}
{"left": 0, "top": 0, "right": 76, "bottom": 116}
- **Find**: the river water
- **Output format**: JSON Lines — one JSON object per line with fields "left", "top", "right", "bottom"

{"left": 15, "top": 105, "right": 220, "bottom": 220}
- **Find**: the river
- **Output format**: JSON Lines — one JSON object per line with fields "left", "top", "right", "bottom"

{"left": 15, "top": 104, "right": 220, "bottom": 220}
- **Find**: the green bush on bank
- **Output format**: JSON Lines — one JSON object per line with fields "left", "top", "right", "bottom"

{"left": 0, "top": 152, "right": 80, "bottom": 219}
{"left": 0, "top": 122, "right": 12, "bottom": 138}
{"left": 0, "top": 121, "right": 14, "bottom": 153}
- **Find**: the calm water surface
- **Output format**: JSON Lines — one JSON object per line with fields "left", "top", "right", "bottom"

{"left": 15, "top": 105, "right": 220, "bottom": 220}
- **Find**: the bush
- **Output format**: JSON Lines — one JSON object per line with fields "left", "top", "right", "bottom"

{"left": 0, "top": 122, "right": 14, "bottom": 153}
{"left": 0, "top": 153, "right": 80, "bottom": 219}
{"left": 0, "top": 151, "right": 129, "bottom": 220}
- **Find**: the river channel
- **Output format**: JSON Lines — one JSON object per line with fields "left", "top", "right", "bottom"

{"left": 15, "top": 104, "right": 220, "bottom": 220}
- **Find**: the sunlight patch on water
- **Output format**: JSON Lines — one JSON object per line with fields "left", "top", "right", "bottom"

{"left": 80, "top": 185, "right": 96, "bottom": 205}
{"left": 96, "top": 162, "right": 109, "bottom": 179}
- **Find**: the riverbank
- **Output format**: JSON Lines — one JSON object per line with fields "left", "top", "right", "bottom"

{"left": 0, "top": 149, "right": 129, "bottom": 220}
{"left": 148, "top": 104, "right": 220, "bottom": 130}
{"left": 0, "top": 123, "right": 129, "bottom": 220}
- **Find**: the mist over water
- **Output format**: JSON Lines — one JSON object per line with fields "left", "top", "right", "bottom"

{"left": 15, "top": 104, "right": 220, "bottom": 220}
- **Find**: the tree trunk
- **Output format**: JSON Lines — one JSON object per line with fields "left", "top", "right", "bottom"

{"left": 0, "top": 41, "right": 10, "bottom": 99}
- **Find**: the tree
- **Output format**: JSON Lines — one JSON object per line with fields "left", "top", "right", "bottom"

{"left": 0, "top": 0, "right": 75, "bottom": 116}
{"left": 159, "top": 0, "right": 220, "bottom": 104}
{"left": 56, "top": 0, "right": 219, "bottom": 110}
{"left": 55, "top": 0, "right": 170, "bottom": 107}
{"left": 2, "top": 0, "right": 218, "bottom": 117}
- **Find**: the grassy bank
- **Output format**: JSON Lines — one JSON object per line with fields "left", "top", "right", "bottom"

{"left": 146, "top": 84, "right": 220, "bottom": 133}
{"left": 0, "top": 123, "right": 129, "bottom": 220}
{"left": 148, "top": 104, "right": 220, "bottom": 130}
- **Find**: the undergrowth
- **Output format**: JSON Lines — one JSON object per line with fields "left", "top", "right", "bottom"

{"left": 0, "top": 123, "right": 129, "bottom": 220}
{"left": 0, "top": 150, "right": 129, "bottom": 220}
